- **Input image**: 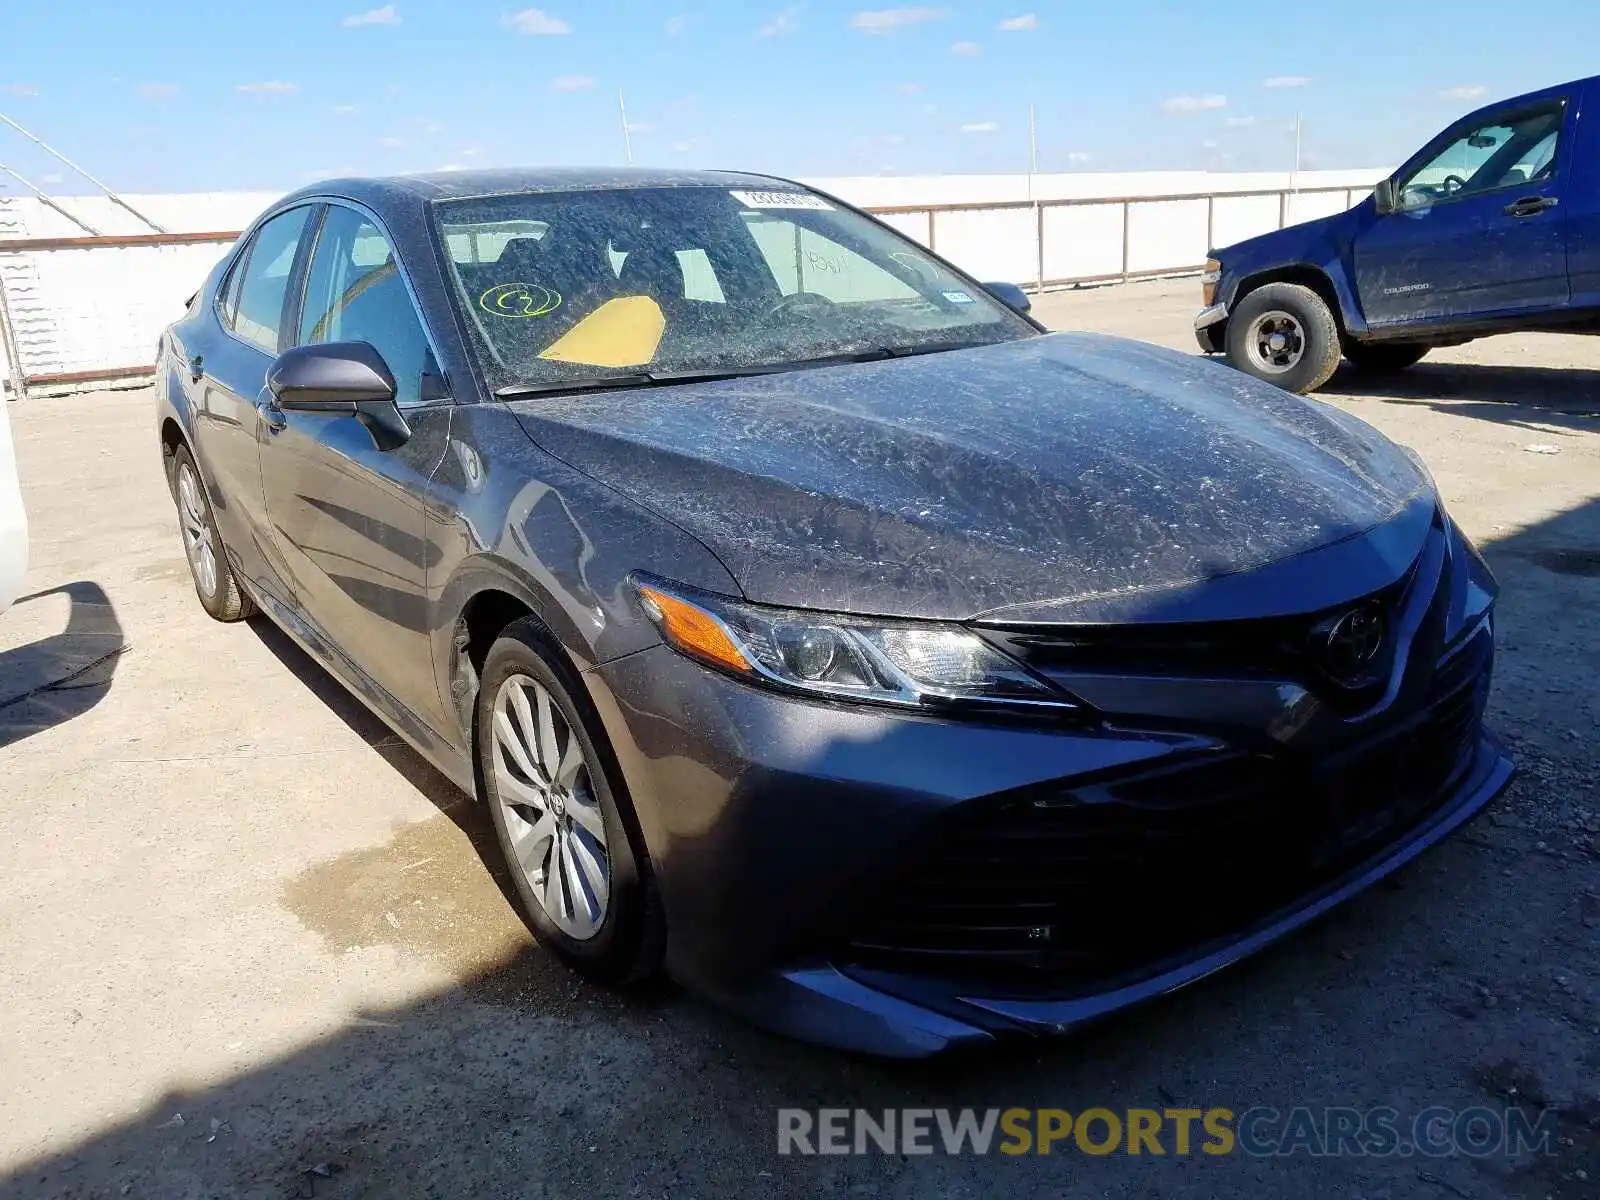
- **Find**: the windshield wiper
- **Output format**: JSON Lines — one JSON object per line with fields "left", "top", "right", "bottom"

{"left": 493, "top": 349, "right": 898, "bottom": 400}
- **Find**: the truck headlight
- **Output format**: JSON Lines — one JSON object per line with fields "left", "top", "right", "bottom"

{"left": 1202, "top": 258, "right": 1222, "bottom": 307}
{"left": 633, "top": 576, "right": 1077, "bottom": 712}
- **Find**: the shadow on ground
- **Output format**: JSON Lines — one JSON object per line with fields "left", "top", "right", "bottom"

{"left": 0, "top": 581, "right": 125, "bottom": 750}
{"left": 1326, "top": 360, "right": 1600, "bottom": 428}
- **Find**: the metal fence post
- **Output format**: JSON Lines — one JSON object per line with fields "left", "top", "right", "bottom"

{"left": 1034, "top": 201, "right": 1044, "bottom": 294}
{"left": 1278, "top": 191, "right": 1289, "bottom": 229}
{"left": 927, "top": 209, "right": 937, "bottom": 253}
{"left": 1205, "top": 195, "right": 1215, "bottom": 253}
{"left": 1120, "top": 200, "right": 1131, "bottom": 281}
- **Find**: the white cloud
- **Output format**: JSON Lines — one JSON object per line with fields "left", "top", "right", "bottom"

{"left": 459, "top": 146, "right": 483, "bottom": 157}
{"left": 0, "top": 83, "right": 39, "bottom": 97}
{"left": 758, "top": 6, "right": 802, "bottom": 37}
{"left": 896, "top": 82, "right": 924, "bottom": 93}
{"left": 997, "top": 13, "right": 1037, "bottom": 30}
{"left": 504, "top": 8, "right": 571, "bottom": 35}
{"left": 1162, "top": 93, "right": 1227, "bottom": 113}
{"left": 672, "top": 138, "right": 700, "bottom": 153}
{"left": 665, "top": 14, "right": 688, "bottom": 34}
{"left": 237, "top": 81, "right": 299, "bottom": 95}
{"left": 959, "top": 121, "right": 998, "bottom": 134}
{"left": 332, "top": 104, "right": 360, "bottom": 115}
{"left": 1263, "top": 75, "right": 1310, "bottom": 89}
{"left": 41, "top": 172, "right": 62, "bottom": 184}
{"left": 138, "top": 83, "right": 180, "bottom": 100}
{"left": 549, "top": 74, "right": 596, "bottom": 91}
{"left": 343, "top": 4, "right": 400, "bottom": 26}
{"left": 435, "top": 163, "right": 466, "bottom": 172}
{"left": 851, "top": 7, "right": 949, "bottom": 34}
{"left": 1066, "top": 151, "right": 1091, "bottom": 164}
{"left": 1437, "top": 84, "right": 1487, "bottom": 101}
{"left": 949, "top": 40, "right": 981, "bottom": 56}
{"left": 1224, "top": 115, "right": 1256, "bottom": 127}
{"left": 379, "top": 135, "right": 405, "bottom": 148}
{"left": 1201, "top": 138, "right": 1218, "bottom": 149}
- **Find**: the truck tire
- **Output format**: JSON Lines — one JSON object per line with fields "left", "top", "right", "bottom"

{"left": 1226, "top": 282, "right": 1343, "bottom": 394}
{"left": 1343, "top": 342, "right": 1430, "bottom": 374}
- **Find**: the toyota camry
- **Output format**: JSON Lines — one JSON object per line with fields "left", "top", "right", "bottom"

{"left": 155, "top": 168, "right": 1512, "bottom": 1056}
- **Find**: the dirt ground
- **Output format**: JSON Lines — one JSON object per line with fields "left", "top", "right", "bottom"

{"left": 1, "top": 279, "right": 1596, "bottom": 1199}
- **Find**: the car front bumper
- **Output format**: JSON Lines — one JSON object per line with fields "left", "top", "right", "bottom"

{"left": 585, "top": 641, "right": 1511, "bottom": 1058}
{"left": 1195, "top": 301, "right": 1229, "bottom": 353}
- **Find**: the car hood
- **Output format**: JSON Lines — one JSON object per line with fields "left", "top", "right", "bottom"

{"left": 508, "top": 333, "right": 1434, "bottom": 623}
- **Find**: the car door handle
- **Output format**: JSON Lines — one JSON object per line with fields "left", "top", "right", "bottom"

{"left": 255, "top": 399, "right": 287, "bottom": 434}
{"left": 189, "top": 354, "right": 204, "bottom": 383}
{"left": 1504, "top": 196, "right": 1558, "bottom": 218}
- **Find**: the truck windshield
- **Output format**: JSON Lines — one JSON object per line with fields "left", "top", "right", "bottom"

{"left": 432, "top": 185, "right": 1032, "bottom": 390}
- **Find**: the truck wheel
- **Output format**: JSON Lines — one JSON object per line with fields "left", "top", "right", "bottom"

{"left": 1226, "top": 283, "right": 1343, "bottom": 394}
{"left": 1343, "top": 342, "right": 1430, "bottom": 374}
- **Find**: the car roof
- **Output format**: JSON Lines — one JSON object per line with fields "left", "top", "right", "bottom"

{"left": 278, "top": 167, "right": 806, "bottom": 211}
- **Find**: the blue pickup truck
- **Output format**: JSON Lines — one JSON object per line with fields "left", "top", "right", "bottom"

{"left": 1197, "top": 74, "right": 1596, "bottom": 393}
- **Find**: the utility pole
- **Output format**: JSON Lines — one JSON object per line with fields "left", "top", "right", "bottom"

{"left": 1029, "top": 103, "right": 1043, "bottom": 294}
{"left": 618, "top": 90, "right": 635, "bottom": 167}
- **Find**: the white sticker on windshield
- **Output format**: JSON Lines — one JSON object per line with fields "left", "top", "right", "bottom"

{"left": 942, "top": 290, "right": 975, "bottom": 304}
{"left": 729, "top": 189, "right": 834, "bottom": 211}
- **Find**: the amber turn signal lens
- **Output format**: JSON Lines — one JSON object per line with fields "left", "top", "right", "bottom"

{"left": 1202, "top": 258, "right": 1221, "bottom": 307}
{"left": 636, "top": 585, "right": 754, "bottom": 674}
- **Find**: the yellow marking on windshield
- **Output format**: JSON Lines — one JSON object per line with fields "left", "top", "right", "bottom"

{"left": 480, "top": 282, "right": 562, "bottom": 318}
{"left": 538, "top": 295, "right": 666, "bottom": 368}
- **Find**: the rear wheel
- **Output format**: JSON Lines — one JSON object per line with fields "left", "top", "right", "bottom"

{"left": 477, "top": 618, "right": 665, "bottom": 984}
{"left": 1343, "top": 341, "right": 1430, "bottom": 374}
{"left": 1226, "top": 282, "right": 1343, "bottom": 394}
{"left": 171, "top": 445, "right": 255, "bottom": 622}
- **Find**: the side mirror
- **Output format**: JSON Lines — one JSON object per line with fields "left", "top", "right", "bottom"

{"left": 268, "top": 341, "right": 397, "bottom": 411}
{"left": 983, "top": 281, "right": 1032, "bottom": 315}
{"left": 1373, "top": 179, "right": 1398, "bottom": 216}
{"left": 266, "top": 342, "right": 409, "bottom": 449}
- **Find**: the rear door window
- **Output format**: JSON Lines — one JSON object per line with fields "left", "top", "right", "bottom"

{"left": 231, "top": 207, "right": 312, "bottom": 354}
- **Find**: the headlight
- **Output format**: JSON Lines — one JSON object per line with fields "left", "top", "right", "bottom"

{"left": 1202, "top": 258, "right": 1222, "bottom": 307}
{"left": 633, "top": 576, "right": 1077, "bottom": 712}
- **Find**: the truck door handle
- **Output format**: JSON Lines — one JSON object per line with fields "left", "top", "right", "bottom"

{"left": 189, "top": 354, "right": 204, "bottom": 383}
{"left": 1504, "top": 196, "right": 1558, "bottom": 218}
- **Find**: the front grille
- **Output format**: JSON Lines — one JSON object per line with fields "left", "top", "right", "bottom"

{"left": 844, "top": 661, "right": 1488, "bottom": 990}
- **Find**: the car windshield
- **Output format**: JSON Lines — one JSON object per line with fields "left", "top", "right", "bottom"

{"left": 432, "top": 184, "right": 1033, "bottom": 390}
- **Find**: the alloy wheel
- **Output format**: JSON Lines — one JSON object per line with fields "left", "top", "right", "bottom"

{"left": 1245, "top": 310, "right": 1307, "bottom": 375}
{"left": 176, "top": 462, "right": 218, "bottom": 598}
{"left": 491, "top": 673, "right": 611, "bottom": 940}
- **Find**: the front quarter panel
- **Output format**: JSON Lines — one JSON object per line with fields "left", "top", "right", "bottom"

{"left": 425, "top": 402, "right": 741, "bottom": 749}
{"left": 1215, "top": 205, "right": 1373, "bottom": 334}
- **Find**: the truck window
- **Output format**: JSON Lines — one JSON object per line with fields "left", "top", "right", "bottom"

{"left": 1397, "top": 102, "right": 1565, "bottom": 210}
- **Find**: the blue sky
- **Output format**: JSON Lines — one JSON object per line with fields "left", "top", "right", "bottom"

{"left": 2, "top": 0, "right": 1598, "bottom": 193}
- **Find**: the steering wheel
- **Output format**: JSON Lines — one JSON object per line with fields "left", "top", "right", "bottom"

{"left": 1442, "top": 174, "right": 1468, "bottom": 195}
{"left": 766, "top": 290, "right": 839, "bottom": 322}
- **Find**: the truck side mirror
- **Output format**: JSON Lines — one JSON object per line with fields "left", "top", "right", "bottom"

{"left": 1373, "top": 179, "right": 1398, "bottom": 216}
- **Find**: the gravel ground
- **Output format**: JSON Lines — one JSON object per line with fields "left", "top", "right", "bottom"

{"left": 1, "top": 279, "right": 1596, "bottom": 1199}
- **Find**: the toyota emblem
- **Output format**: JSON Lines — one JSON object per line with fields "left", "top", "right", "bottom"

{"left": 1323, "top": 604, "right": 1387, "bottom": 682}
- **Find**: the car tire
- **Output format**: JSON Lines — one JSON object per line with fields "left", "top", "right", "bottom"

{"left": 170, "top": 445, "right": 256, "bottom": 622}
{"left": 1342, "top": 341, "right": 1430, "bottom": 374}
{"left": 1226, "top": 282, "right": 1343, "bottom": 394}
{"left": 477, "top": 617, "right": 665, "bottom": 984}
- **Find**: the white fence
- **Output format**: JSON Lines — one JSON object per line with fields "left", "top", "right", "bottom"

{"left": 0, "top": 173, "right": 1382, "bottom": 399}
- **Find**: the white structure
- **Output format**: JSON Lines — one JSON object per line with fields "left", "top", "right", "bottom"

{"left": 0, "top": 169, "right": 1387, "bottom": 398}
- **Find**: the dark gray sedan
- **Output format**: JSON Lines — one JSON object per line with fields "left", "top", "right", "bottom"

{"left": 155, "top": 168, "right": 1512, "bottom": 1056}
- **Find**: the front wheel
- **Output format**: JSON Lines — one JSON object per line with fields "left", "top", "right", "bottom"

{"left": 476, "top": 618, "right": 665, "bottom": 984}
{"left": 1225, "top": 282, "right": 1343, "bottom": 394}
{"left": 1343, "top": 341, "right": 1430, "bottom": 374}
